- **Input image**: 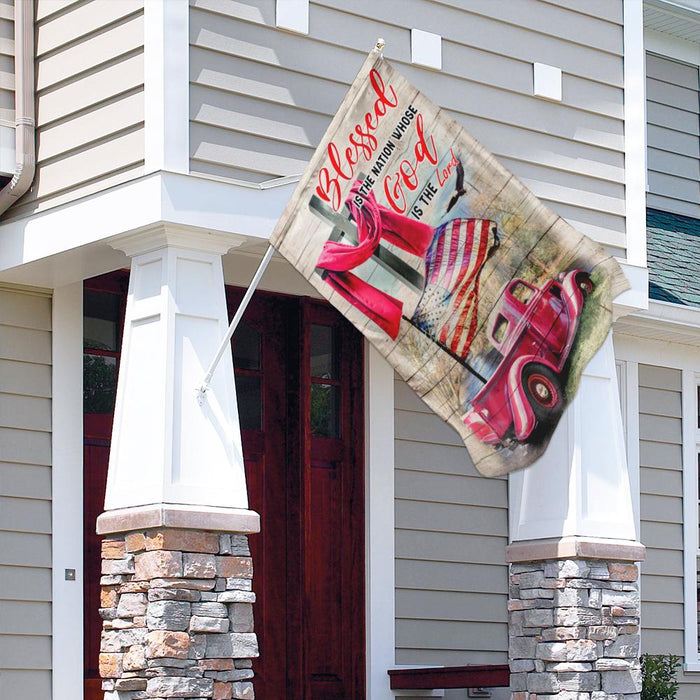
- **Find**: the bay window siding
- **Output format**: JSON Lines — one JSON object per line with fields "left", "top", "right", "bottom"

{"left": 394, "top": 375, "right": 509, "bottom": 668}
{"left": 646, "top": 52, "right": 700, "bottom": 218}
{"left": 189, "top": 0, "right": 627, "bottom": 257}
{"left": 637, "top": 363, "right": 700, "bottom": 698}
{"left": 0, "top": 287, "right": 52, "bottom": 698}
{"left": 5, "top": 0, "right": 145, "bottom": 221}
{"left": 639, "top": 363, "right": 683, "bottom": 654}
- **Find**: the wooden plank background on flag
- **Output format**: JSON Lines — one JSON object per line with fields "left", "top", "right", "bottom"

{"left": 270, "top": 49, "right": 628, "bottom": 476}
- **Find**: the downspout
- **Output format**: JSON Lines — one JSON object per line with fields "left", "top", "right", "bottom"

{"left": 0, "top": 0, "right": 35, "bottom": 216}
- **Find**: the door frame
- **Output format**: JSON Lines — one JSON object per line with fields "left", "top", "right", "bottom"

{"left": 56, "top": 270, "right": 405, "bottom": 699}
{"left": 230, "top": 289, "right": 367, "bottom": 698}
{"left": 299, "top": 297, "right": 366, "bottom": 698}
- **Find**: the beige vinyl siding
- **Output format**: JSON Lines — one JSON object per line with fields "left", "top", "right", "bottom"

{"left": 394, "top": 376, "right": 509, "bottom": 671}
{"left": 6, "top": 0, "right": 145, "bottom": 220}
{"left": 0, "top": 286, "right": 52, "bottom": 699}
{"left": 637, "top": 363, "right": 700, "bottom": 699}
{"left": 646, "top": 53, "right": 700, "bottom": 218}
{"left": 189, "top": 0, "right": 627, "bottom": 257}
{"left": 0, "top": 0, "right": 13, "bottom": 126}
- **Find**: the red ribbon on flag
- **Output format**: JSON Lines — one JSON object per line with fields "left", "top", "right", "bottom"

{"left": 316, "top": 181, "right": 434, "bottom": 339}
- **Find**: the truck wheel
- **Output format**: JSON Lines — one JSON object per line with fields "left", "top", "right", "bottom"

{"left": 575, "top": 271, "right": 594, "bottom": 297}
{"left": 522, "top": 363, "right": 563, "bottom": 422}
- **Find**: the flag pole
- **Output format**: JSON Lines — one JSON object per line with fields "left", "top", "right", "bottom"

{"left": 197, "top": 244, "right": 275, "bottom": 404}
{"left": 198, "top": 37, "right": 384, "bottom": 405}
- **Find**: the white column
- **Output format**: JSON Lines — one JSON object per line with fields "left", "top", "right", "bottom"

{"left": 101, "top": 227, "right": 253, "bottom": 523}
{"left": 509, "top": 333, "right": 639, "bottom": 548}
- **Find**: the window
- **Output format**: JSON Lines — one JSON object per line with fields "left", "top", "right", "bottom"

{"left": 83, "top": 288, "right": 122, "bottom": 415}
{"left": 233, "top": 321, "right": 263, "bottom": 431}
{"left": 309, "top": 323, "right": 341, "bottom": 438}
{"left": 646, "top": 52, "right": 700, "bottom": 218}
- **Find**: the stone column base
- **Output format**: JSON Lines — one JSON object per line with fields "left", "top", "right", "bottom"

{"left": 98, "top": 527, "right": 257, "bottom": 700}
{"left": 508, "top": 556, "right": 642, "bottom": 700}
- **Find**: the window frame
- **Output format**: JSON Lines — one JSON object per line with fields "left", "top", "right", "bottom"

{"left": 615, "top": 332, "right": 700, "bottom": 671}
{"left": 682, "top": 368, "right": 700, "bottom": 670}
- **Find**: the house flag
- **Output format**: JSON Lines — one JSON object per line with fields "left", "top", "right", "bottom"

{"left": 270, "top": 49, "right": 628, "bottom": 476}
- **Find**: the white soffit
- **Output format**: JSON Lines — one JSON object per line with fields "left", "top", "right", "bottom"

{"left": 614, "top": 300, "right": 700, "bottom": 347}
{"left": 644, "top": 0, "right": 700, "bottom": 43}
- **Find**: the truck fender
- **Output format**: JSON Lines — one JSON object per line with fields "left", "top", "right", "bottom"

{"left": 507, "top": 356, "right": 560, "bottom": 441}
{"left": 559, "top": 270, "right": 588, "bottom": 319}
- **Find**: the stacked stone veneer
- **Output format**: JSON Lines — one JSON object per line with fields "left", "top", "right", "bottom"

{"left": 99, "top": 528, "right": 257, "bottom": 700}
{"left": 509, "top": 558, "right": 641, "bottom": 699}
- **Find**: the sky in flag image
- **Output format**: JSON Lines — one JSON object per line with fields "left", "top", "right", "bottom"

{"left": 270, "top": 49, "right": 629, "bottom": 476}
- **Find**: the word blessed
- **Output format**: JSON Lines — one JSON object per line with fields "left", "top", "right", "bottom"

{"left": 316, "top": 69, "right": 399, "bottom": 210}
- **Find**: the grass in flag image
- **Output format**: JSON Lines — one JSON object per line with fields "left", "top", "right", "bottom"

{"left": 270, "top": 48, "right": 628, "bottom": 476}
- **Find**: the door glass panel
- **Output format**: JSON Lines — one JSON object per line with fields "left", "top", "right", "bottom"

{"left": 311, "top": 383, "right": 340, "bottom": 438}
{"left": 236, "top": 375, "right": 262, "bottom": 431}
{"left": 310, "top": 324, "right": 340, "bottom": 437}
{"left": 234, "top": 322, "right": 263, "bottom": 431}
{"left": 234, "top": 321, "right": 261, "bottom": 371}
{"left": 84, "top": 354, "right": 118, "bottom": 414}
{"left": 84, "top": 290, "right": 120, "bottom": 351}
{"left": 311, "top": 324, "right": 338, "bottom": 379}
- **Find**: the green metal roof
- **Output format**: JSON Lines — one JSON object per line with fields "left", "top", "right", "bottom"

{"left": 646, "top": 208, "right": 700, "bottom": 308}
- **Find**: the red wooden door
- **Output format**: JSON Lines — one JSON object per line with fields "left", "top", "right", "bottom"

{"left": 300, "top": 300, "right": 365, "bottom": 700}
{"left": 230, "top": 291, "right": 365, "bottom": 699}
{"left": 82, "top": 272, "right": 129, "bottom": 700}
{"left": 82, "top": 278, "right": 365, "bottom": 700}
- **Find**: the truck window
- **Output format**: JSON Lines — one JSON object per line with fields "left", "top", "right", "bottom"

{"left": 510, "top": 281, "right": 534, "bottom": 305}
{"left": 492, "top": 314, "right": 509, "bottom": 345}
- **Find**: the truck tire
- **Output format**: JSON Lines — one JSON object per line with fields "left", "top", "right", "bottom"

{"left": 522, "top": 363, "right": 563, "bottom": 423}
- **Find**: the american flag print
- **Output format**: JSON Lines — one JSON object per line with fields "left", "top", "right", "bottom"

{"left": 412, "top": 218, "right": 497, "bottom": 360}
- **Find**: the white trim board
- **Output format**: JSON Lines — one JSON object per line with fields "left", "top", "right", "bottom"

{"left": 144, "top": 0, "right": 189, "bottom": 174}
{"left": 51, "top": 283, "right": 85, "bottom": 700}
{"left": 624, "top": 359, "right": 641, "bottom": 537}
{"left": 624, "top": 0, "right": 648, "bottom": 268}
{"left": 365, "top": 344, "right": 396, "bottom": 699}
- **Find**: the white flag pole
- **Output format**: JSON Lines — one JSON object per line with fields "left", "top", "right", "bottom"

{"left": 197, "top": 244, "right": 275, "bottom": 403}
{"left": 198, "top": 39, "right": 386, "bottom": 404}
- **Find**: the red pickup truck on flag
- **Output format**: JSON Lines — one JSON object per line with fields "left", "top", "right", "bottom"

{"left": 464, "top": 270, "right": 592, "bottom": 447}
